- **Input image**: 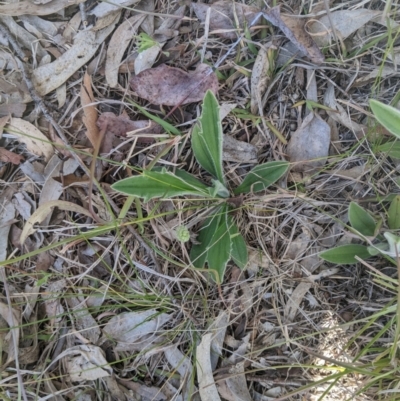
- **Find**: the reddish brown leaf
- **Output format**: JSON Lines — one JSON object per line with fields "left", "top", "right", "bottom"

{"left": 262, "top": 7, "right": 324, "bottom": 65}
{"left": 0, "top": 147, "right": 24, "bottom": 165}
{"left": 97, "top": 112, "right": 162, "bottom": 139}
{"left": 192, "top": 0, "right": 260, "bottom": 40}
{"left": 130, "top": 63, "right": 218, "bottom": 106}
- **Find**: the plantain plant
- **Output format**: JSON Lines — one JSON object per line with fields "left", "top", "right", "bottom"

{"left": 112, "top": 90, "right": 289, "bottom": 283}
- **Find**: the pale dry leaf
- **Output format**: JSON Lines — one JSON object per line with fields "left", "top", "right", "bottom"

{"left": 223, "top": 134, "right": 257, "bottom": 163}
{"left": 65, "top": 345, "right": 112, "bottom": 382}
{"left": 0, "top": 301, "right": 20, "bottom": 364}
{"left": 105, "top": 14, "right": 146, "bottom": 87}
{"left": 0, "top": 0, "right": 85, "bottom": 15}
{"left": 43, "top": 279, "right": 66, "bottom": 328}
{"left": 263, "top": 7, "right": 324, "bottom": 64}
{"left": 217, "top": 362, "right": 252, "bottom": 401}
{"left": 20, "top": 200, "right": 93, "bottom": 245}
{"left": 32, "top": 24, "right": 117, "bottom": 97}
{"left": 354, "top": 66, "right": 396, "bottom": 86}
{"left": 1, "top": 15, "right": 47, "bottom": 59}
{"left": 323, "top": 83, "right": 365, "bottom": 133}
{"left": 0, "top": 201, "right": 15, "bottom": 262}
{"left": 67, "top": 296, "right": 101, "bottom": 344}
{"left": 0, "top": 115, "right": 10, "bottom": 136}
{"left": 137, "top": 0, "right": 155, "bottom": 35}
{"left": 0, "top": 147, "right": 24, "bottom": 165}
{"left": 13, "top": 193, "right": 31, "bottom": 220}
{"left": 134, "top": 45, "right": 161, "bottom": 75}
{"left": 19, "top": 15, "right": 58, "bottom": 38}
{"left": 192, "top": 0, "right": 260, "bottom": 39}
{"left": 101, "top": 309, "right": 171, "bottom": 351}
{"left": 308, "top": 9, "right": 381, "bottom": 47}
{"left": 130, "top": 63, "right": 218, "bottom": 106}
{"left": 284, "top": 282, "right": 312, "bottom": 322}
{"left": 121, "top": 380, "right": 167, "bottom": 401}
{"left": 0, "top": 102, "right": 26, "bottom": 118}
{"left": 88, "top": 0, "right": 140, "bottom": 21}
{"left": 39, "top": 156, "right": 80, "bottom": 220}
{"left": 81, "top": 72, "right": 100, "bottom": 148}
{"left": 196, "top": 333, "right": 221, "bottom": 401}
{"left": 251, "top": 47, "right": 270, "bottom": 115}
{"left": 5, "top": 118, "right": 54, "bottom": 161}
{"left": 209, "top": 310, "right": 229, "bottom": 371}
{"left": 287, "top": 112, "right": 331, "bottom": 173}
{"left": 219, "top": 102, "right": 237, "bottom": 120}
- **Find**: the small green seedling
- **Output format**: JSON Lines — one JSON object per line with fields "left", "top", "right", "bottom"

{"left": 136, "top": 33, "right": 159, "bottom": 53}
{"left": 112, "top": 91, "right": 289, "bottom": 283}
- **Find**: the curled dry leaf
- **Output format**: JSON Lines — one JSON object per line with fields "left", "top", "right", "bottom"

{"left": 262, "top": 7, "right": 324, "bottom": 64}
{"left": 0, "top": 148, "right": 24, "bottom": 165}
{"left": 222, "top": 135, "right": 257, "bottom": 163}
{"left": 20, "top": 200, "right": 93, "bottom": 245}
{"left": 192, "top": 0, "right": 260, "bottom": 39}
{"left": 130, "top": 63, "right": 218, "bottom": 106}
{"left": 0, "top": 302, "right": 20, "bottom": 364}
{"left": 105, "top": 14, "right": 146, "bottom": 87}
{"left": 307, "top": 9, "right": 380, "bottom": 47}
{"left": 287, "top": 112, "right": 331, "bottom": 173}
{"left": 32, "top": 24, "right": 116, "bottom": 97}
{"left": 5, "top": 118, "right": 54, "bottom": 161}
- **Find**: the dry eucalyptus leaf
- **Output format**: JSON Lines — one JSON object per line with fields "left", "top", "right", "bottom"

{"left": 287, "top": 112, "right": 331, "bottom": 173}
{"left": 251, "top": 47, "right": 270, "bottom": 115}
{"left": 32, "top": 24, "right": 116, "bottom": 97}
{"left": 197, "top": 333, "right": 222, "bottom": 401}
{"left": 192, "top": 0, "right": 260, "bottom": 39}
{"left": 20, "top": 200, "right": 93, "bottom": 245}
{"left": 217, "top": 362, "right": 252, "bottom": 401}
{"left": 105, "top": 14, "right": 146, "bottom": 87}
{"left": 80, "top": 72, "right": 100, "bottom": 148}
{"left": 101, "top": 309, "right": 171, "bottom": 351}
{"left": 65, "top": 345, "right": 112, "bottom": 382}
{"left": 0, "top": 148, "right": 24, "bottom": 165}
{"left": 0, "top": 203, "right": 15, "bottom": 262}
{"left": 308, "top": 9, "right": 380, "bottom": 47}
{"left": 0, "top": 302, "right": 20, "bottom": 364}
{"left": 130, "top": 63, "right": 218, "bottom": 106}
{"left": 5, "top": 118, "right": 54, "bottom": 161}
{"left": 134, "top": 45, "right": 161, "bottom": 75}
{"left": 222, "top": 135, "right": 257, "bottom": 163}
{"left": 0, "top": 0, "right": 85, "bottom": 16}
{"left": 209, "top": 310, "right": 229, "bottom": 371}
{"left": 263, "top": 7, "right": 324, "bottom": 64}
{"left": 323, "top": 83, "right": 365, "bottom": 133}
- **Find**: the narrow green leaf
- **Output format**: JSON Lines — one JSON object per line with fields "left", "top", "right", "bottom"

{"left": 233, "top": 161, "right": 289, "bottom": 195}
{"left": 388, "top": 195, "right": 400, "bottom": 229}
{"left": 228, "top": 218, "right": 248, "bottom": 269}
{"left": 370, "top": 99, "right": 400, "bottom": 139}
{"left": 377, "top": 141, "right": 400, "bottom": 159}
{"left": 320, "top": 244, "right": 371, "bottom": 264}
{"left": 190, "top": 208, "right": 223, "bottom": 269}
{"left": 348, "top": 202, "right": 377, "bottom": 236}
{"left": 112, "top": 168, "right": 210, "bottom": 201}
{"left": 127, "top": 99, "right": 181, "bottom": 135}
{"left": 206, "top": 212, "right": 232, "bottom": 284}
{"left": 191, "top": 90, "right": 224, "bottom": 183}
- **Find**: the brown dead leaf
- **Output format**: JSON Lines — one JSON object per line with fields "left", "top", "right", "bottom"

{"left": 81, "top": 72, "right": 100, "bottom": 148}
{"left": 97, "top": 112, "right": 162, "bottom": 139}
{"left": 0, "top": 148, "right": 24, "bottom": 165}
{"left": 251, "top": 47, "right": 270, "bottom": 115}
{"left": 262, "top": 7, "right": 324, "bottom": 64}
{"left": 130, "top": 63, "right": 218, "bottom": 106}
{"left": 192, "top": 0, "right": 260, "bottom": 39}
{"left": 105, "top": 14, "right": 146, "bottom": 87}
{"left": 287, "top": 112, "right": 331, "bottom": 173}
